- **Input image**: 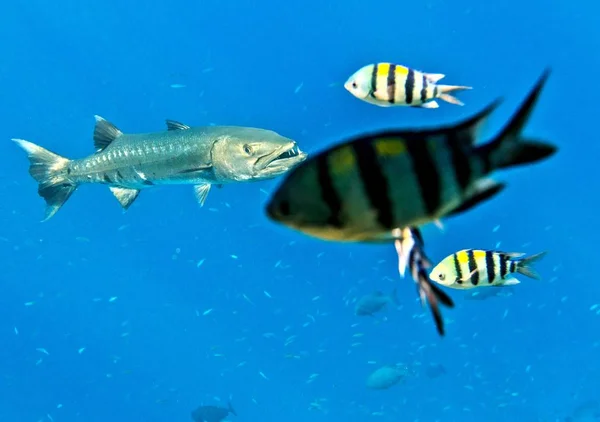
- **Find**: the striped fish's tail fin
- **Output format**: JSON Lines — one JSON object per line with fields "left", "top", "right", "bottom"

{"left": 436, "top": 84, "right": 472, "bottom": 106}
{"left": 12, "top": 138, "right": 76, "bottom": 221}
{"left": 478, "top": 69, "right": 557, "bottom": 170}
{"left": 515, "top": 251, "right": 548, "bottom": 280}
{"left": 394, "top": 227, "right": 454, "bottom": 336}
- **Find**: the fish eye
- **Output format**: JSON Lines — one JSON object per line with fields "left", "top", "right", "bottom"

{"left": 243, "top": 144, "right": 253, "bottom": 155}
{"left": 351, "top": 82, "right": 358, "bottom": 89}
{"left": 438, "top": 273, "right": 445, "bottom": 281}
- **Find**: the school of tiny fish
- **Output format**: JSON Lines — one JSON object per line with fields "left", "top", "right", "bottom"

{"left": 12, "top": 56, "right": 561, "bottom": 419}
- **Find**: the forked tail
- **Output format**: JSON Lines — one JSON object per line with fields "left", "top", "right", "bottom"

{"left": 515, "top": 251, "right": 548, "bottom": 280}
{"left": 477, "top": 69, "right": 557, "bottom": 171}
{"left": 13, "top": 139, "right": 76, "bottom": 221}
{"left": 436, "top": 84, "right": 472, "bottom": 106}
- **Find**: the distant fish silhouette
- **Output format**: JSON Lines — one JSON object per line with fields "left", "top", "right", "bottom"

{"left": 191, "top": 401, "right": 236, "bottom": 422}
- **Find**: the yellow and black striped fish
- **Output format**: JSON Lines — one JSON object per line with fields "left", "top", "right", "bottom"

{"left": 344, "top": 63, "right": 471, "bottom": 108}
{"left": 265, "top": 69, "right": 556, "bottom": 243}
{"left": 429, "top": 249, "right": 547, "bottom": 289}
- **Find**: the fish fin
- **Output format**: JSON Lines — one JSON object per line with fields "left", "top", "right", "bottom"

{"left": 436, "top": 85, "right": 472, "bottom": 106}
{"left": 93, "top": 115, "right": 123, "bottom": 151}
{"left": 447, "top": 179, "right": 506, "bottom": 217}
{"left": 418, "top": 101, "right": 439, "bottom": 109}
{"left": 193, "top": 183, "right": 211, "bottom": 207}
{"left": 501, "top": 277, "right": 521, "bottom": 286}
{"left": 165, "top": 119, "right": 191, "bottom": 131}
{"left": 477, "top": 69, "right": 557, "bottom": 170}
{"left": 109, "top": 187, "right": 140, "bottom": 210}
{"left": 515, "top": 251, "right": 548, "bottom": 279}
{"left": 425, "top": 73, "right": 445, "bottom": 83}
{"left": 228, "top": 401, "right": 237, "bottom": 416}
{"left": 397, "top": 229, "right": 454, "bottom": 336}
{"left": 433, "top": 219, "right": 444, "bottom": 230}
{"left": 13, "top": 138, "right": 76, "bottom": 221}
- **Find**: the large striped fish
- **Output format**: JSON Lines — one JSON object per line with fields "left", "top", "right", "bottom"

{"left": 429, "top": 249, "right": 547, "bottom": 289}
{"left": 265, "top": 70, "right": 557, "bottom": 243}
{"left": 344, "top": 63, "right": 471, "bottom": 108}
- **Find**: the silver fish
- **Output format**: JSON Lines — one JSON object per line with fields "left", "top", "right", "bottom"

{"left": 366, "top": 364, "right": 409, "bottom": 390}
{"left": 14, "top": 116, "right": 307, "bottom": 221}
{"left": 191, "top": 402, "right": 237, "bottom": 422}
{"left": 354, "top": 289, "right": 399, "bottom": 316}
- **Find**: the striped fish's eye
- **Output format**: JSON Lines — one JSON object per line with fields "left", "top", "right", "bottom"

{"left": 438, "top": 273, "right": 446, "bottom": 281}
{"left": 351, "top": 82, "right": 358, "bottom": 89}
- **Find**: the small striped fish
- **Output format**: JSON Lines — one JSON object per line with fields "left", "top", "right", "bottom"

{"left": 266, "top": 70, "right": 556, "bottom": 243}
{"left": 344, "top": 63, "right": 471, "bottom": 108}
{"left": 429, "top": 249, "right": 547, "bottom": 289}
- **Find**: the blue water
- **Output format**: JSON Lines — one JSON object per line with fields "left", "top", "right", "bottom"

{"left": 1, "top": 0, "right": 598, "bottom": 421}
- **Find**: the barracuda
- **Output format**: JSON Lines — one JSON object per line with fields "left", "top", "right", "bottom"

{"left": 14, "top": 116, "right": 307, "bottom": 221}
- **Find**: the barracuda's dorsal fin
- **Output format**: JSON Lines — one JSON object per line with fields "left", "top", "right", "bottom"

{"left": 94, "top": 115, "right": 123, "bottom": 152}
{"left": 166, "top": 119, "right": 191, "bottom": 131}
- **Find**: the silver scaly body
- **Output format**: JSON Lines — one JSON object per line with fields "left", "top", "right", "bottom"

{"left": 14, "top": 116, "right": 307, "bottom": 221}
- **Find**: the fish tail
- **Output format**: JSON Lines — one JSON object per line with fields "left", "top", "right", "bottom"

{"left": 389, "top": 288, "right": 400, "bottom": 307}
{"left": 228, "top": 401, "right": 237, "bottom": 416}
{"left": 436, "top": 84, "right": 472, "bottom": 106}
{"left": 515, "top": 251, "right": 548, "bottom": 280}
{"left": 13, "top": 138, "right": 76, "bottom": 221}
{"left": 477, "top": 69, "right": 557, "bottom": 170}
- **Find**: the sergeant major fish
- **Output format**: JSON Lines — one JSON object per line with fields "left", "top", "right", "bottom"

{"left": 344, "top": 63, "right": 471, "bottom": 108}
{"left": 429, "top": 249, "right": 547, "bottom": 289}
{"left": 354, "top": 289, "right": 400, "bottom": 316}
{"left": 14, "top": 117, "right": 307, "bottom": 221}
{"left": 266, "top": 69, "right": 556, "bottom": 243}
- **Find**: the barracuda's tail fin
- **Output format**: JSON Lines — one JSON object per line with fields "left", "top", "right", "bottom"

{"left": 13, "top": 138, "right": 76, "bottom": 221}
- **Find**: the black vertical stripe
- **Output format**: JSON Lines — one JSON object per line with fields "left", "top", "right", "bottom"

{"left": 420, "top": 74, "right": 428, "bottom": 103}
{"left": 500, "top": 254, "right": 509, "bottom": 279}
{"left": 452, "top": 253, "right": 462, "bottom": 284}
{"left": 351, "top": 140, "right": 394, "bottom": 229}
{"left": 433, "top": 86, "right": 439, "bottom": 98}
{"left": 405, "top": 69, "right": 415, "bottom": 104}
{"left": 316, "top": 155, "right": 344, "bottom": 228}
{"left": 370, "top": 64, "right": 379, "bottom": 99}
{"left": 447, "top": 132, "right": 473, "bottom": 196}
{"left": 467, "top": 249, "right": 479, "bottom": 285}
{"left": 509, "top": 260, "right": 517, "bottom": 274}
{"left": 387, "top": 64, "right": 396, "bottom": 104}
{"left": 485, "top": 250, "right": 495, "bottom": 283}
{"left": 405, "top": 137, "right": 442, "bottom": 216}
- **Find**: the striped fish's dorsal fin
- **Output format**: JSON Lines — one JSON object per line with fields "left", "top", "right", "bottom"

{"left": 451, "top": 98, "right": 503, "bottom": 145}
{"left": 166, "top": 119, "right": 191, "bottom": 131}
{"left": 93, "top": 115, "right": 123, "bottom": 152}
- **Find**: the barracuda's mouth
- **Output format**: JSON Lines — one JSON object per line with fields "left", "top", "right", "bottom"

{"left": 255, "top": 143, "right": 307, "bottom": 177}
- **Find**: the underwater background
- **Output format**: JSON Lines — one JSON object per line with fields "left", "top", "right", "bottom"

{"left": 1, "top": 0, "right": 598, "bottom": 421}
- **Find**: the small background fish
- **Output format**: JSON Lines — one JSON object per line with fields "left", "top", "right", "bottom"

{"left": 344, "top": 63, "right": 471, "bottom": 108}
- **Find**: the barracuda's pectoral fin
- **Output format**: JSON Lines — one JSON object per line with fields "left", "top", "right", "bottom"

{"left": 94, "top": 115, "right": 124, "bottom": 152}
{"left": 193, "top": 183, "right": 212, "bottom": 207}
{"left": 109, "top": 187, "right": 140, "bottom": 210}
{"left": 447, "top": 179, "right": 505, "bottom": 217}
{"left": 165, "top": 119, "right": 191, "bottom": 131}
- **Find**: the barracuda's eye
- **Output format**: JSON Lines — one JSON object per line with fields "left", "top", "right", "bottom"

{"left": 243, "top": 144, "right": 253, "bottom": 155}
